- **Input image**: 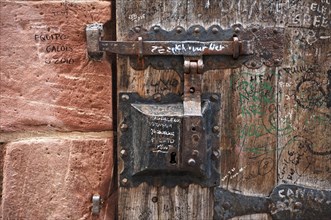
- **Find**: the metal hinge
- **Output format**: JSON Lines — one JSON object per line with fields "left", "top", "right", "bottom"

{"left": 214, "top": 184, "right": 331, "bottom": 220}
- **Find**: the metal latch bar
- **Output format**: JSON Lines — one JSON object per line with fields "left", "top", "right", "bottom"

{"left": 98, "top": 40, "right": 252, "bottom": 57}
{"left": 86, "top": 23, "right": 253, "bottom": 59}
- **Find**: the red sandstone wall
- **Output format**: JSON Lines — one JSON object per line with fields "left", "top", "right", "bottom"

{"left": 0, "top": 1, "right": 114, "bottom": 219}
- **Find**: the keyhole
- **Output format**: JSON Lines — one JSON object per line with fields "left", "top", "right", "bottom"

{"left": 170, "top": 152, "right": 177, "bottom": 164}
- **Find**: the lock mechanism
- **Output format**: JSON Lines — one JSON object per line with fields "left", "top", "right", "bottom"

{"left": 86, "top": 24, "right": 284, "bottom": 187}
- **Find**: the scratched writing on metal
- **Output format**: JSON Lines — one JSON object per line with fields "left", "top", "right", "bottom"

{"left": 149, "top": 117, "right": 181, "bottom": 153}
{"left": 151, "top": 43, "right": 227, "bottom": 54}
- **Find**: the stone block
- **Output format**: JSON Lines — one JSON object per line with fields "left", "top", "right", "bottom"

{"left": 0, "top": 1, "right": 113, "bottom": 132}
{"left": 1, "top": 136, "right": 115, "bottom": 219}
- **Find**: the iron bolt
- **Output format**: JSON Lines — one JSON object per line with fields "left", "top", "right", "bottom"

{"left": 176, "top": 27, "right": 182, "bottom": 34}
{"left": 188, "top": 158, "right": 196, "bottom": 166}
{"left": 153, "top": 26, "right": 160, "bottom": 32}
{"left": 251, "top": 62, "right": 257, "bottom": 67}
{"left": 120, "top": 149, "right": 127, "bottom": 157}
{"left": 120, "top": 123, "right": 128, "bottom": 132}
{"left": 194, "top": 27, "right": 200, "bottom": 34}
{"left": 212, "top": 27, "right": 219, "bottom": 34}
{"left": 213, "top": 150, "right": 220, "bottom": 158}
{"left": 121, "top": 94, "right": 129, "bottom": 101}
{"left": 212, "top": 125, "right": 220, "bottom": 133}
{"left": 192, "top": 150, "right": 199, "bottom": 156}
{"left": 134, "top": 26, "right": 141, "bottom": 33}
{"left": 210, "top": 94, "right": 219, "bottom": 102}
{"left": 121, "top": 178, "right": 128, "bottom": 185}
{"left": 234, "top": 27, "right": 241, "bottom": 33}
{"left": 153, "top": 93, "right": 162, "bottom": 102}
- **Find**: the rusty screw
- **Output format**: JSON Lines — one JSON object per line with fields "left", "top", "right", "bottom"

{"left": 234, "top": 27, "right": 241, "bottom": 33}
{"left": 188, "top": 158, "right": 196, "bottom": 166}
{"left": 121, "top": 94, "right": 129, "bottom": 101}
{"left": 153, "top": 93, "right": 162, "bottom": 102}
{"left": 121, "top": 178, "right": 128, "bottom": 185}
{"left": 153, "top": 26, "right": 160, "bottom": 32}
{"left": 120, "top": 149, "right": 127, "bottom": 157}
{"left": 134, "top": 26, "right": 141, "bottom": 33}
{"left": 212, "top": 27, "right": 219, "bottom": 34}
{"left": 212, "top": 125, "right": 220, "bottom": 133}
{"left": 210, "top": 94, "right": 219, "bottom": 102}
{"left": 192, "top": 150, "right": 199, "bottom": 156}
{"left": 213, "top": 150, "right": 220, "bottom": 158}
{"left": 120, "top": 123, "right": 128, "bottom": 132}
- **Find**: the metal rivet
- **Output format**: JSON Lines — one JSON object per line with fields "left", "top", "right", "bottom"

{"left": 212, "top": 150, "right": 220, "bottom": 159}
{"left": 121, "top": 94, "right": 129, "bottom": 101}
{"left": 153, "top": 26, "right": 160, "bottom": 32}
{"left": 153, "top": 93, "right": 162, "bottom": 102}
{"left": 210, "top": 94, "right": 219, "bottom": 102}
{"left": 188, "top": 158, "right": 196, "bottom": 166}
{"left": 294, "top": 202, "right": 302, "bottom": 209}
{"left": 251, "top": 62, "right": 257, "bottom": 67}
{"left": 212, "top": 125, "right": 220, "bottom": 133}
{"left": 222, "top": 202, "right": 231, "bottom": 210}
{"left": 234, "top": 27, "right": 240, "bottom": 33}
{"left": 120, "top": 149, "right": 127, "bottom": 157}
{"left": 189, "top": 87, "right": 195, "bottom": 93}
{"left": 121, "top": 178, "right": 128, "bottom": 185}
{"left": 134, "top": 26, "right": 141, "bottom": 33}
{"left": 176, "top": 27, "right": 182, "bottom": 34}
{"left": 212, "top": 27, "right": 219, "bottom": 34}
{"left": 194, "top": 27, "right": 200, "bottom": 33}
{"left": 197, "top": 13, "right": 202, "bottom": 18}
{"left": 192, "top": 150, "right": 199, "bottom": 156}
{"left": 152, "top": 196, "right": 158, "bottom": 203}
{"left": 273, "top": 29, "right": 278, "bottom": 34}
{"left": 120, "top": 123, "right": 128, "bottom": 132}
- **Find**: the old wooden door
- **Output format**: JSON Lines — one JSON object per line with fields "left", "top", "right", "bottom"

{"left": 114, "top": 0, "right": 331, "bottom": 219}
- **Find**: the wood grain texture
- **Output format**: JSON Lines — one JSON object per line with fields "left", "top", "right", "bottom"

{"left": 116, "top": 0, "right": 330, "bottom": 219}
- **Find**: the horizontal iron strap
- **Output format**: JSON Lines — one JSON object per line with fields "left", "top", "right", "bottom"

{"left": 99, "top": 40, "right": 253, "bottom": 56}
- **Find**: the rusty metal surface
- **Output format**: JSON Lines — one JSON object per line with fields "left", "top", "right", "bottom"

{"left": 214, "top": 184, "right": 331, "bottom": 220}
{"left": 87, "top": 24, "right": 284, "bottom": 72}
{"left": 85, "top": 23, "right": 104, "bottom": 60}
{"left": 118, "top": 92, "right": 221, "bottom": 187}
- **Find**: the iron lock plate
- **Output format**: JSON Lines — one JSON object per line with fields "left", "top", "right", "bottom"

{"left": 119, "top": 93, "right": 221, "bottom": 187}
